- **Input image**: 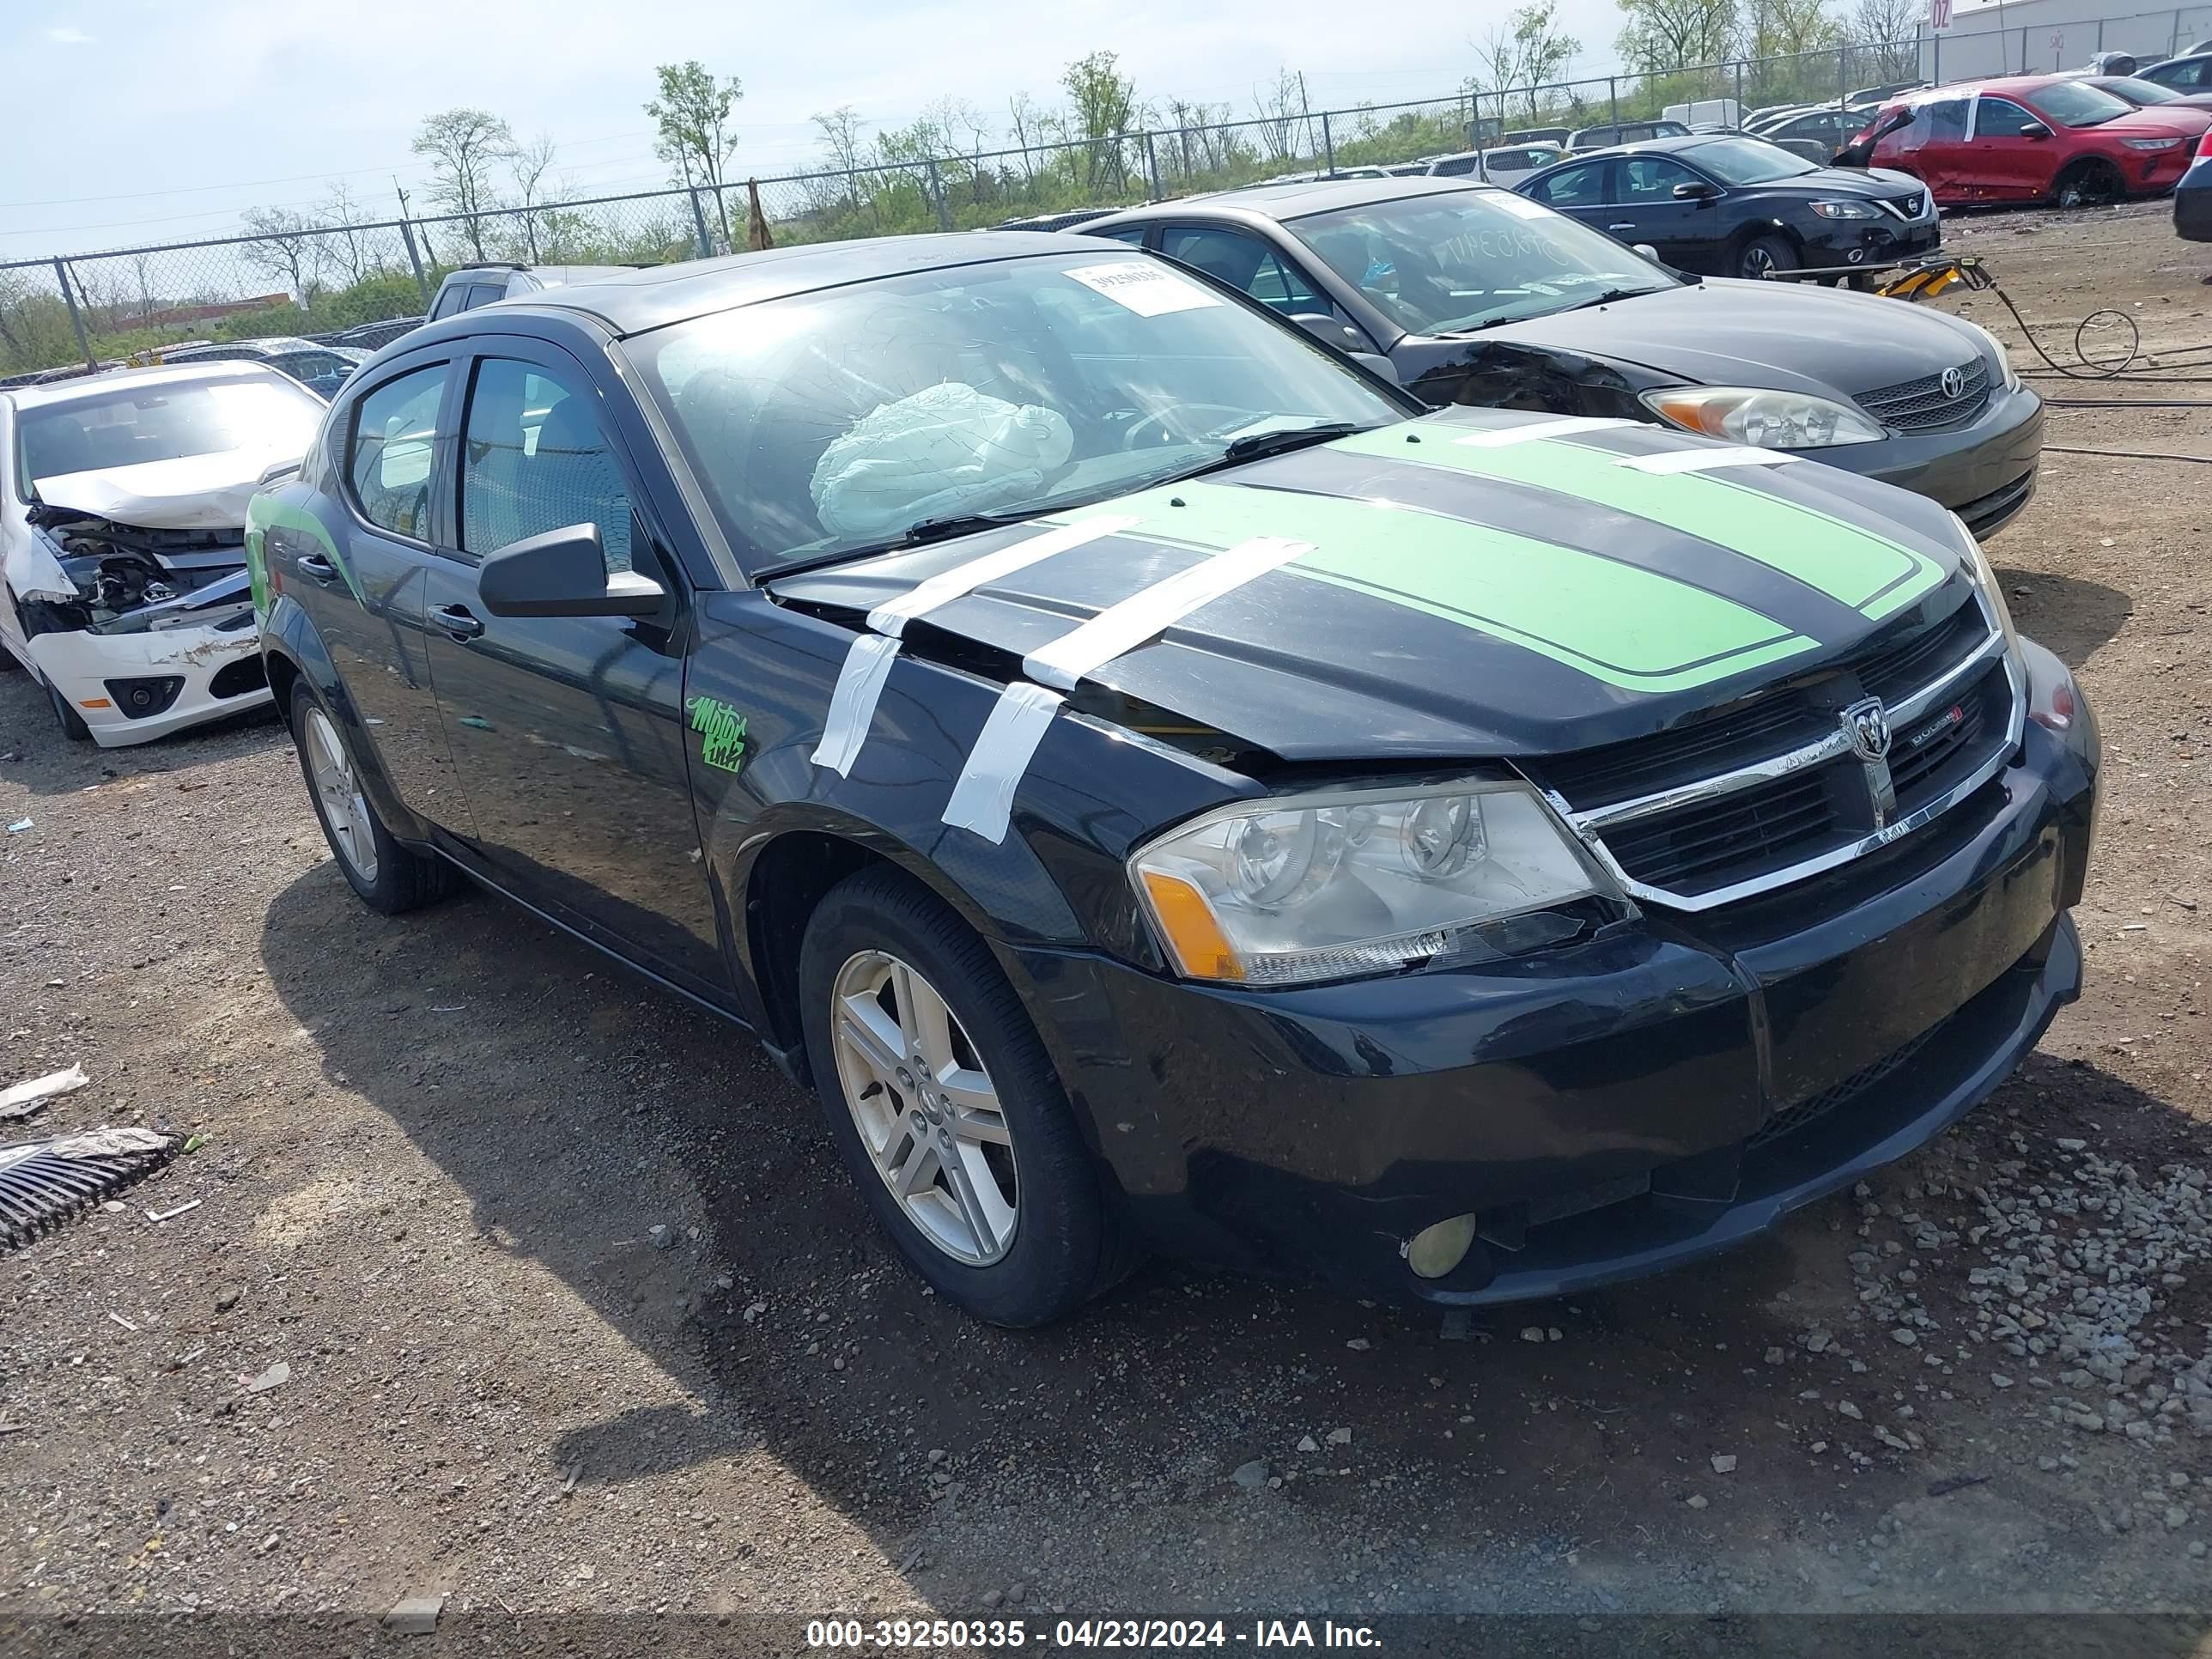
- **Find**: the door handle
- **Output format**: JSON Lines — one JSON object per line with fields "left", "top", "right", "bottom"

{"left": 434, "top": 604, "right": 485, "bottom": 641}
{"left": 298, "top": 554, "right": 337, "bottom": 582}
{"left": 1607, "top": 222, "right": 1636, "bottom": 231}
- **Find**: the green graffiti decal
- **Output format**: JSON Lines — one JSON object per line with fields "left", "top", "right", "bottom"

{"left": 685, "top": 695, "right": 750, "bottom": 775}
{"left": 245, "top": 491, "right": 358, "bottom": 617}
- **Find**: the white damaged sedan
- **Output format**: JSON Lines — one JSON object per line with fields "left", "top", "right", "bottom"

{"left": 1, "top": 361, "right": 323, "bottom": 745}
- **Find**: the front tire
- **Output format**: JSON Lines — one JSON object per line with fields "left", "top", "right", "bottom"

{"left": 46, "top": 678, "right": 92, "bottom": 742}
{"left": 289, "top": 679, "right": 454, "bottom": 914}
{"left": 2053, "top": 158, "right": 2124, "bottom": 209}
{"left": 1736, "top": 234, "right": 1796, "bottom": 281}
{"left": 798, "top": 865, "right": 1131, "bottom": 1326}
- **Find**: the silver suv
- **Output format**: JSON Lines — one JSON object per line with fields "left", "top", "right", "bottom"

{"left": 425, "top": 264, "right": 634, "bottom": 321}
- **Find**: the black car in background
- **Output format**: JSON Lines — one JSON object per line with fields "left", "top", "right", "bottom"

{"left": 1079, "top": 176, "right": 2041, "bottom": 537}
{"left": 1516, "top": 134, "right": 1938, "bottom": 279}
{"left": 159, "top": 336, "right": 368, "bottom": 398}
{"left": 1748, "top": 105, "right": 1871, "bottom": 164}
{"left": 249, "top": 234, "right": 2096, "bottom": 1326}
{"left": 334, "top": 316, "right": 426, "bottom": 352}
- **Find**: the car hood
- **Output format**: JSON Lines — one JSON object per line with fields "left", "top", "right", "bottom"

{"left": 2102, "top": 107, "right": 2210, "bottom": 136}
{"left": 769, "top": 409, "right": 1972, "bottom": 763}
{"left": 32, "top": 447, "right": 298, "bottom": 530}
{"left": 1476, "top": 277, "right": 1984, "bottom": 400}
{"left": 1735, "top": 161, "right": 1910, "bottom": 197}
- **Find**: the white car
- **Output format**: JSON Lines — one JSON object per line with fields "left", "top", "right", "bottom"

{"left": 0, "top": 362, "right": 324, "bottom": 746}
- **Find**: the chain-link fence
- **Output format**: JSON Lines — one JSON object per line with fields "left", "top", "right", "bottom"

{"left": 7, "top": 3, "right": 2211, "bottom": 381}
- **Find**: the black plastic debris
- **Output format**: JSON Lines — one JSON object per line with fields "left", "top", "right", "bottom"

{"left": 0, "top": 1128, "right": 178, "bottom": 1250}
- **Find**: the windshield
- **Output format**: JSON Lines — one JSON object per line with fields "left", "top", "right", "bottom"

{"left": 627, "top": 252, "right": 1405, "bottom": 572}
{"left": 1288, "top": 189, "right": 1674, "bottom": 336}
{"left": 2029, "top": 80, "right": 2134, "bottom": 125}
{"left": 2105, "top": 75, "right": 2180, "bottom": 103}
{"left": 1684, "top": 137, "right": 1822, "bottom": 182}
{"left": 16, "top": 376, "right": 324, "bottom": 493}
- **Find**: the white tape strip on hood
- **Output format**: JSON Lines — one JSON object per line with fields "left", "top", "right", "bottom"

{"left": 1023, "top": 534, "right": 1312, "bottom": 690}
{"left": 810, "top": 514, "right": 1141, "bottom": 776}
{"left": 939, "top": 682, "right": 1066, "bottom": 843}
{"left": 1618, "top": 446, "right": 1796, "bottom": 474}
{"left": 943, "top": 533, "right": 1313, "bottom": 843}
{"left": 867, "top": 515, "right": 1141, "bottom": 637}
{"left": 1452, "top": 416, "right": 1639, "bottom": 448}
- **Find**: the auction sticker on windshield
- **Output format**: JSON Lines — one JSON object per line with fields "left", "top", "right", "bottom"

{"left": 1065, "top": 261, "right": 1222, "bottom": 316}
{"left": 1489, "top": 192, "right": 1553, "bottom": 219}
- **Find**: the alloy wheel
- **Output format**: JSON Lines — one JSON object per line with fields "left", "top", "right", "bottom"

{"left": 1741, "top": 245, "right": 1776, "bottom": 278}
{"left": 304, "top": 706, "right": 379, "bottom": 884}
{"left": 830, "top": 949, "right": 1018, "bottom": 1265}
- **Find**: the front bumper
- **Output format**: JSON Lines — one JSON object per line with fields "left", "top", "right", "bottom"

{"left": 22, "top": 616, "right": 272, "bottom": 747}
{"left": 1023, "top": 649, "right": 2098, "bottom": 1305}
{"left": 1803, "top": 216, "right": 1940, "bottom": 267}
{"left": 1818, "top": 382, "right": 2044, "bottom": 538}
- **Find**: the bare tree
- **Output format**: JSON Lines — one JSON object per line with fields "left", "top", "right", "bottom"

{"left": 1616, "top": 0, "right": 1741, "bottom": 74}
{"left": 410, "top": 107, "right": 514, "bottom": 261}
{"left": 1251, "top": 69, "right": 1304, "bottom": 162}
{"left": 318, "top": 180, "right": 374, "bottom": 285}
{"left": 1007, "top": 91, "right": 1044, "bottom": 176}
{"left": 1845, "top": 0, "right": 1922, "bottom": 81}
{"left": 1477, "top": 2, "right": 1583, "bottom": 123}
{"left": 812, "top": 106, "right": 866, "bottom": 207}
{"left": 507, "top": 133, "right": 559, "bottom": 261}
{"left": 240, "top": 207, "right": 327, "bottom": 307}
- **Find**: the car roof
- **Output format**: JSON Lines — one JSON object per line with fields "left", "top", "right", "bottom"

{"left": 1900, "top": 74, "right": 2070, "bottom": 100}
{"left": 167, "top": 336, "right": 325, "bottom": 358}
{"left": 3, "top": 358, "right": 301, "bottom": 411}
{"left": 1085, "top": 174, "right": 1491, "bottom": 228}
{"left": 408, "top": 233, "right": 1153, "bottom": 340}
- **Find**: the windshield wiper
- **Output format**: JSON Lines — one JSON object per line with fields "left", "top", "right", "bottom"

{"left": 1176, "top": 421, "right": 1364, "bottom": 478}
{"left": 1557, "top": 287, "right": 1654, "bottom": 313}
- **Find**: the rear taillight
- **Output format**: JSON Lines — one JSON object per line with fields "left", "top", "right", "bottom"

{"left": 2196, "top": 129, "right": 2212, "bottom": 160}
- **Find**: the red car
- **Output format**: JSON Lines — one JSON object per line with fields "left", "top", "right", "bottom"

{"left": 1855, "top": 75, "right": 2205, "bottom": 206}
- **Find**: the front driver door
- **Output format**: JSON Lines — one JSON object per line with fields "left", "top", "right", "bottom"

{"left": 416, "top": 337, "right": 725, "bottom": 992}
{"left": 1963, "top": 95, "right": 2057, "bottom": 200}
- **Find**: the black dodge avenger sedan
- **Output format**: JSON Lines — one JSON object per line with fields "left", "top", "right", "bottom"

{"left": 1079, "top": 177, "right": 2041, "bottom": 540}
{"left": 247, "top": 234, "right": 2099, "bottom": 1326}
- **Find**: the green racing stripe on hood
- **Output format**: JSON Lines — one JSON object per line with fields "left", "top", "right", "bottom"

{"left": 1063, "top": 483, "right": 1819, "bottom": 695}
{"left": 1327, "top": 427, "right": 1948, "bottom": 622}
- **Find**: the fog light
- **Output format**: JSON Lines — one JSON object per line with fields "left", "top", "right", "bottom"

{"left": 1405, "top": 1213, "right": 1479, "bottom": 1279}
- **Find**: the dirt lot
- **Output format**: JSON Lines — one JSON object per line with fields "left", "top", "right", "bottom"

{"left": 3, "top": 202, "right": 2211, "bottom": 1644}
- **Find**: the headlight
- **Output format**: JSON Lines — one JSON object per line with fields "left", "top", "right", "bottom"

{"left": 1642, "top": 386, "right": 1885, "bottom": 448}
{"left": 1957, "top": 318, "right": 2023, "bottom": 393}
{"left": 2124, "top": 136, "right": 2184, "bottom": 150}
{"left": 1948, "top": 509, "right": 2020, "bottom": 650}
{"left": 1129, "top": 781, "right": 1615, "bottom": 986}
{"left": 1808, "top": 198, "right": 1878, "bottom": 218}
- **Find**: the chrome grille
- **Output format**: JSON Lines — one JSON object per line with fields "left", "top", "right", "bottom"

{"left": 1857, "top": 358, "right": 1991, "bottom": 432}
{"left": 1535, "top": 593, "right": 2024, "bottom": 912}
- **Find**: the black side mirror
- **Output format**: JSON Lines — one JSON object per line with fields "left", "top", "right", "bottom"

{"left": 1672, "top": 180, "right": 1723, "bottom": 202}
{"left": 2021, "top": 121, "right": 2052, "bottom": 139}
{"left": 477, "top": 522, "right": 665, "bottom": 618}
{"left": 1289, "top": 311, "right": 1371, "bottom": 355}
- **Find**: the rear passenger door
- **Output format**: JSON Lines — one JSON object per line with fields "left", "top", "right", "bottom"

{"left": 1523, "top": 158, "right": 1616, "bottom": 235}
{"left": 279, "top": 352, "right": 476, "bottom": 836}
{"left": 416, "top": 336, "right": 725, "bottom": 990}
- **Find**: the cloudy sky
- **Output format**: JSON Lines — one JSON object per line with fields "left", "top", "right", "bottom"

{"left": 1, "top": 0, "right": 1656, "bottom": 259}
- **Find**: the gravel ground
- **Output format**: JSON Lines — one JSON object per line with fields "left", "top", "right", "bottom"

{"left": 3, "top": 202, "right": 2209, "bottom": 1639}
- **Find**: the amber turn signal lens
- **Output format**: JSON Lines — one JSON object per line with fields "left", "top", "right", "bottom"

{"left": 1139, "top": 870, "right": 1245, "bottom": 981}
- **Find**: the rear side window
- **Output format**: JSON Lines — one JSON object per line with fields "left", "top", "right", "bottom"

{"left": 459, "top": 357, "right": 633, "bottom": 573}
{"left": 1528, "top": 161, "right": 1608, "bottom": 206}
{"left": 1916, "top": 99, "right": 1969, "bottom": 140}
{"left": 429, "top": 284, "right": 469, "bottom": 320}
{"left": 1431, "top": 155, "right": 1480, "bottom": 176}
{"left": 347, "top": 365, "right": 448, "bottom": 540}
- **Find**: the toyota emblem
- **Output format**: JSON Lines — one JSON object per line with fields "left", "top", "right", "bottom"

{"left": 1842, "top": 696, "right": 1893, "bottom": 763}
{"left": 1941, "top": 367, "right": 1966, "bottom": 400}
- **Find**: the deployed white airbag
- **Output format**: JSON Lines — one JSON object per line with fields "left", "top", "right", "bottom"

{"left": 809, "top": 383, "right": 1073, "bottom": 539}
